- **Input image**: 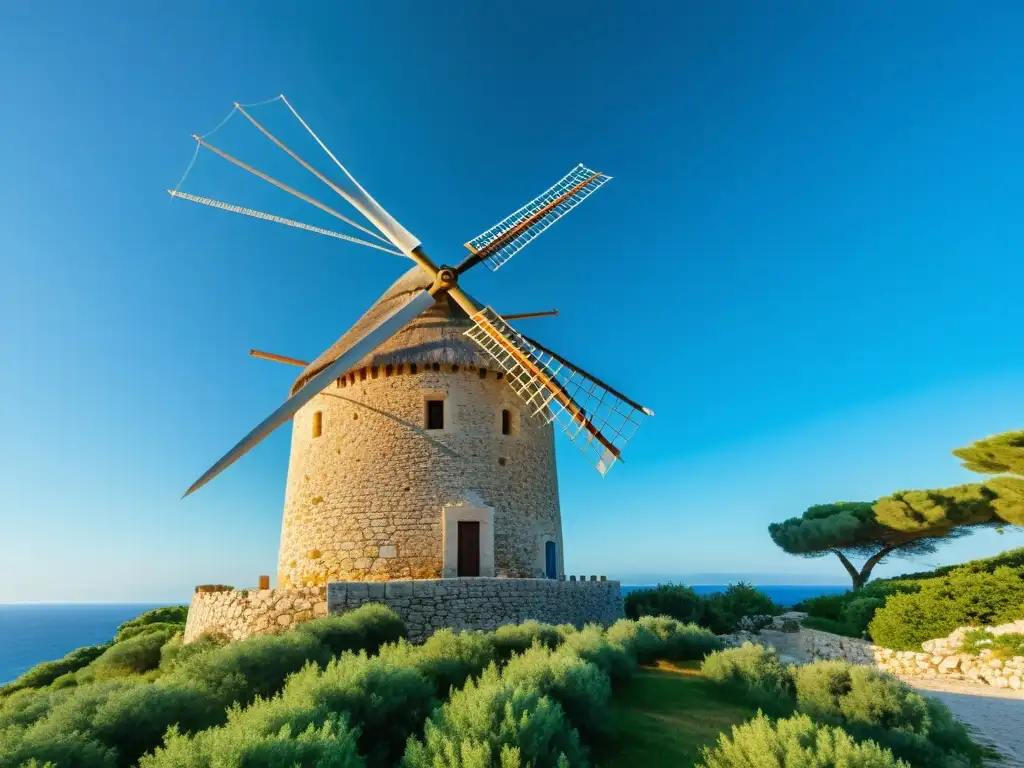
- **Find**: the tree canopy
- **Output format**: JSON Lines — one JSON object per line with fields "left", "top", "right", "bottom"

{"left": 769, "top": 429, "right": 1024, "bottom": 588}
{"left": 953, "top": 430, "right": 1024, "bottom": 477}
{"left": 768, "top": 500, "right": 975, "bottom": 589}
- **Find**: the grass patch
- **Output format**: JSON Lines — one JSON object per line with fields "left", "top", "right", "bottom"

{"left": 601, "top": 661, "right": 758, "bottom": 767}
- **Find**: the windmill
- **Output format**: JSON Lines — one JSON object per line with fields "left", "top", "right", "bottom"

{"left": 171, "top": 96, "right": 653, "bottom": 502}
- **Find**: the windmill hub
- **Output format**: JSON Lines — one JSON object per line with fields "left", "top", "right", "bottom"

{"left": 431, "top": 266, "right": 458, "bottom": 295}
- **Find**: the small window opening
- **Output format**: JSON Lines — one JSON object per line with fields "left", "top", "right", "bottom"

{"left": 385, "top": 364, "right": 393, "bottom": 377}
{"left": 426, "top": 399, "right": 444, "bottom": 430}
{"left": 496, "top": 372, "right": 504, "bottom": 380}
{"left": 371, "top": 366, "right": 378, "bottom": 379}
{"left": 312, "top": 411, "right": 323, "bottom": 438}
{"left": 498, "top": 456, "right": 507, "bottom": 466}
{"left": 478, "top": 368, "right": 487, "bottom": 379}
{"left": 501, "top": 409, "right": 512, "bottom": 436}
{"left": 432, "top": 362, "right": 440, "bottom": 372}
{"left": 410, "top": 363, "right": 418, "bottom": 375}
{"left": 359, "top": 368, "right": 367, "bottom": 381}
{"left": 451, "top": 364, "right": 459, "bottom": 372}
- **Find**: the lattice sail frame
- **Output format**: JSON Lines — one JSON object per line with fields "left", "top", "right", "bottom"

{"left": 465, "top": 307, "right": 650, "bottom": 476}
{"left": 465, "top": 164, "right": 612, "bottom": 272}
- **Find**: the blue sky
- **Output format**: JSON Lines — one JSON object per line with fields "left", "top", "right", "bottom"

{"left": 2, "top": 2, "right": 1023, "bottom": 601}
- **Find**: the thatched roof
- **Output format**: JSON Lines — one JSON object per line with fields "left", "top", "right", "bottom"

{"left": 291, "top": 265, "right": 490, "bottom": 394}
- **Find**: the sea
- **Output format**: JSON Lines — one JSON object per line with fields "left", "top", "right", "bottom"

{"left": 0, "top": 585, "right": 845, "bottom": 685}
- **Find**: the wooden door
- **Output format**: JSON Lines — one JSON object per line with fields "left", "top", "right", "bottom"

{"left": 457, "top": 521, "right": 480, "bottom": 577}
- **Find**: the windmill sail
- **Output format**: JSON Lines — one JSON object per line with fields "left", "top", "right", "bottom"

{"left": 464, "top": 307, "right": 650, "bottom": 475}
{"left": 183, "top": 289, "right": 436, "bottom": 497}
{"left": 462, "top": 165, "right": 611, "bottom": 272}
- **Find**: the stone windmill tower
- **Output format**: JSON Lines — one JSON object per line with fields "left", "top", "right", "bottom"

{"left": 276, "top": 266, "right": 564, "bottom": 587}
{"left": 174, "top": 96, "right": 654, "bottom": 593}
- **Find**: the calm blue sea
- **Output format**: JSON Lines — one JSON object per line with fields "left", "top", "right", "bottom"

{"left": 0, "top": 585, "right": 845, "bottom": 685}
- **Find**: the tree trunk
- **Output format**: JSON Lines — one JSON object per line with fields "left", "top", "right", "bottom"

{"left": 831, "top": 546, "right": 896, "bottom": 590}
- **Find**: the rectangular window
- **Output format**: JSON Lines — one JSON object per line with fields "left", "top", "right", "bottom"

{"left": 501, "top": 409, "right": 511, "bottom": 436}
{"left": 426, "top": 399, "right": 445, "bottom": 430}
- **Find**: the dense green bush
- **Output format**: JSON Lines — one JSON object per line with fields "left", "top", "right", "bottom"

{"left": 605, "top": 618, "right": 663, "bottom": 665}
{"left": 160, "top": 630, "right": 331, "bottom": 709}
{"left": 638, "top": 616, "right": 724, "bottom": 660}
{"left": 800, "top": 616, "right": 862, "bottom": 638}
{"left": 626, "top": 583, "right": 782, "bottom": 634}
{"left": 491, "top": 620, "right": 565, "bottom": 661}
{"left": 114, "top": 622, "right": 186, "bottom": 643}
{"left": 86, "top": 628, "right": 178, "bottom": 680}
{"left": 625, "top": 583, "right": 704, "bottom": 624}
{"left": 292, "top": 602, "right": 407, "bottom": 657}
{"left": 961, "top": 629, "right": 1024, "bottom": 658}
{"left": 702, "top": 583, "right": 781, "bottom": 634}
{"left": 377, "top": 629, "right": 495, "bottom": 699}
{"left": 793, "top": 661, "right": 981, "bottom": 767}
{"left": 560, "top": 625, "right": 635, "bottom": 687}
{"left": 839, "top": 598, "right": 884, "bottom": 637}
{"left": 700, "top": 643, "right": 795, "bottom": 714}
{"left": 115, "top": 606, "right": 188, "bottom": 638}
{"left": 502, "top": 644, "right": 612, "bottom": 743}
{"left": 699, "top": 712, "right": 909, "bottom": 768}
{"left": 157, "top": 632, "right": 227, "bottom": 674}
{"left": 869, "top": 566, "right": 1024, "bottom": 649}
{"left": 403, "top": 663, "right": 585, "bottom": 768}
{"left": 795, "top": 593, "right": 849, "bottom": 621}
{"left": 146, "top": 650, "right": 434, "bottom": 768}
{"left": 141, "top": 716, "right": 364, "bottom": 768}
{"left": 0, "top": 644, "right": 110, "bottom": 696}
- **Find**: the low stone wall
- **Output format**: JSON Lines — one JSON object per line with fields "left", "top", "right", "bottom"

{"left": 184, "top": 587, "right": 328, "bottom": 643}
{"left": 796, "top": 622, "right": 1024, "bottom": 690}
{"left": 801, "top": 627, "right": 876, "bottom": 665}
{"left": 184, "top": 578, "right": 623, "bottom": 644}
{"left": 328, "top": 578, "right": 623, "bottom": 642}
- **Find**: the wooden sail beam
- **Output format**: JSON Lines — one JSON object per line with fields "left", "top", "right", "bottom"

{"left": 249, "top": 349, "right": 310, "bottom": 367}
{"left": 501, "top": 310, "right": 559, "bottom": 320}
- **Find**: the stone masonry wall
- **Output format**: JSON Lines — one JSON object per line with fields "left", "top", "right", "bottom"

{"left": 184, "top": 579, "right": 623, "bottom": 645}
{"left": 184, "top": 587, "right": 328, "bottom": 643}
{"left": 799, "top": 623, "right": 1024, "bottom": 690}
{"left": 327, "top": 578, "right": 624, "bottom": 642}
{"left": 279, "top": 366, "right": 563, "bottom": 588}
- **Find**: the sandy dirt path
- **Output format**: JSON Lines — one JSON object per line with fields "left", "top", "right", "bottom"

{"left": 902, "top": 676, "right": 1024, "bottom": 766}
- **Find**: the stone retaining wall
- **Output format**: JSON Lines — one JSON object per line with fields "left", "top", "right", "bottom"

{"left": 184, "top": 578, "right": 623, "bottom": 644}
{"left": 797, "top": 623, "right": 1024, "bottom": 690}
{"left": 184, "top": 586, "right": 328, "bottom": 643}
{"left": 328, "top": 578, "right": 623, "bottom": 642}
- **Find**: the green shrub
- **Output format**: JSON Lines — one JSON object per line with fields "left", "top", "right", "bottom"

{"left": 559, "top": 625, "right": 635, "bottom": 687}
{"left": 0, "top": 644, "right": 111, "bottom": 696}
{"left": 160, "top": 630, "right": 331, "bottom": 709}
{"left": 403, "top": 663, "right": 585, "bottom": 768}
{"left": 0, "top": 725, "right": 116, "bottom": 768}
{"left": 796, "top": 593, "right": 849, "bottom": 621}
{"left": 702, "top": 583, "right": 782, "bottom": 634}
{"left": 802, "top": 616, "right": 861, "bottom": 638}
{"left": 961, "top": 629, "right": 1024, "bottom": 658}
{"left": 781, "top": 619, "right": 801, "bottom": 633}
{"left": 839, "top": 598, "right": 884, "bottom": 637}
{"left": 0, "top": 688, "right": 74, "bottom": 731}
{"left": 292, "top": 603, "right": 407, "bottom": 657}
{"left": 869, "top": 566, "right": 1024, "bottom": 650}
{"left": 502, "top": 644, "right": 612, "bottom": 743}
{"left": 87, "top": 629, "right": 177, "bottom": 679}
{"left": 626, "top": 583, "right": 781, "bottom": 634}
{"left": 140, "top": 716, "right": 364, "bottom": 768}
{"left": 638, "top": 616, "right": 723, "bottom": 661}
{"left": 157, "top": 632, "right": 227, "bottom": 674}
{"left": 114, "top": 606, "right": 188, "bottom": 641}
{"left": 699, "top": 712, "right": 910, "bottom": 768}
{"left": 625, "top": 583, "right": 704, "bottom": 624}
{"left": 492, "top": 620, "right": 565, "bottom": 661}
{"left": 114, "top": 622, "right": 185, "bottom": 643}
{"left": 700, "top": 643, "right": 795, "bottom": 714}
{"left": 378, "top": 629, "right": 495, "bottom": 699}
{"left": 605, "top": 618, "right": 663, "bottom": 665}
{"left": 146, "top": 650, "right": 433, "bottom": 768}
{"left": 793, "top": 661, "right": 982, "bottom": 767}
